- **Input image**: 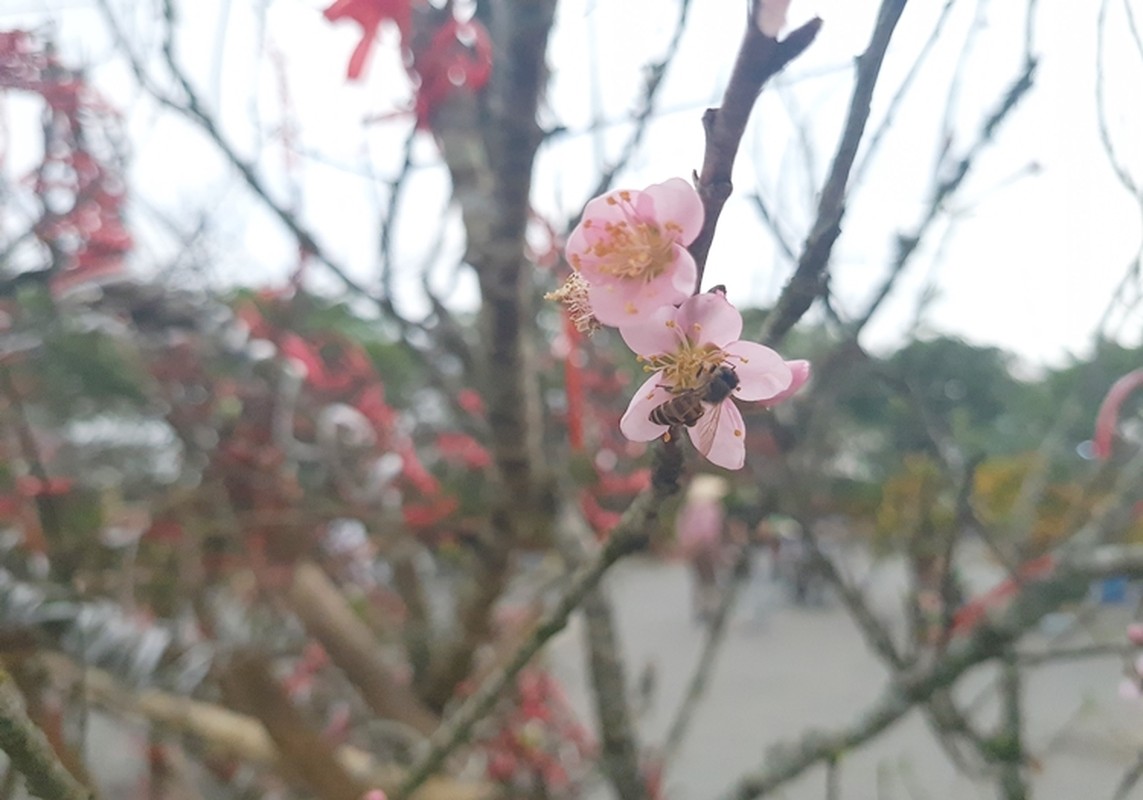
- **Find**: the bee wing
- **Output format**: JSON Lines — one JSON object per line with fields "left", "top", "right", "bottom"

{"left": 686, "top": 399, "right": 746, "bottom": 470}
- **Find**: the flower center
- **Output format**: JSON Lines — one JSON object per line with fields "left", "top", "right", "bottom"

{"left": 585, "top": 193, "right": 681, "bottom": 283}
{"left": 642, "top": 337, "right": 728, "bottom": 391}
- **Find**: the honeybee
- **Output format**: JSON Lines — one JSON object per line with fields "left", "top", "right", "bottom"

{"left": 649, "top": 364, "right": 740, "bottom": 428}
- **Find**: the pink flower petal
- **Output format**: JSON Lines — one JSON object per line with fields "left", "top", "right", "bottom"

{"left": 687, "top": 399, "right": 746, "bottom": 470}
{"left": 761, "top": 358, "right": 811, "bottom": 407}
{"left": 667, "top": 245, "right": 698, "bottom": 297}
{"left": 620, "top": 373, "right": 673, "bottom": 442}
{"left": 585, "top": 278, "right": 633, "bottom": 325}
{"left": 619, "top": 304, "right": 682, "bottom": 356}
{"left": 724, "top": 342, "right": 792, "bottom": 401}
{"left": 588, "top": 269, "right": 689, "bottom": 326}
{"left": 565, "top": 223, "right": 593, "bottom": 264}
{"left": 674, "top": 292, "right": 742, "bottom": 348}
{"left": 580, "top": 190, "right": 631, "bottom": 227}
{"left": 635, "top": 178, "right": 704, "bottom": 245}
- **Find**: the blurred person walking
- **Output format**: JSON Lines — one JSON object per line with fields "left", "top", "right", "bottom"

{"left": 677, "top": 475, "right": 728, "bottom": 624}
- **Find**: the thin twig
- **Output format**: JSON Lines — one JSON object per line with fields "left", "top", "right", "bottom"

{"left": 690, "top": 10, "right": 823, "bottom": 288}
{"left": 851, "top": 54, "right": 1037, "bottom": 333}
{"left": 1096, "top": 0, "right": 1142, "bottom": 199}
{"left": 746, "top": 192, "right": 799, "bottom": 264}
{"left": 996, "top": 652, "right": 1028, "bottom": 800}
{"left": 378, "top": 128, "right": 419, "bottom": 301}
{"left": 1112, "top": 751, "right": 1143, "bottom": 800}
{"left": 555, "top": 504, "right": 646, "bottom": 800}
{"left": 760, "top": 0, "right": 906, "bottom": 344}
{"left": 851, "top": 0, "right": 959, "bottom": 189}
{"left": 392, "top": 479, "right": 678, "bottom": 800}
{"left": 0, "top": 667, "right": 92, "bottom": 800}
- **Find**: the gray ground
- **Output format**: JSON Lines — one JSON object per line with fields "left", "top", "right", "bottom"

{"left": 549, "top": 547, "right": 1143, "bottom": 800}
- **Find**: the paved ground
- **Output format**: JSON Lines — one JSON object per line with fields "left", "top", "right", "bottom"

{"left": 548, "top": 548, "right": 1143, "bottom": 800}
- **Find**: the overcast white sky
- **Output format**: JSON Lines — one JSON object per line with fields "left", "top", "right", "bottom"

{"left": 2, "top": 0, "right": 1141, "bottom": 370}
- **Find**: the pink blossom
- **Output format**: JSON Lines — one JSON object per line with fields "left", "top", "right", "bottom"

{"left": 762, "top": 358, "right": 811, "bottom": 407}
{"left": 617, "top": 293, "right": 803, "bottom": 470}
{"left": 566, "top": 178, "right": 703, "bottom": 326}
{"left": 756, "top": 0, "right": 791, "bottom": 38}
{"left": 1093, "top": 368, "right": 1143, "bottom": 460}
{"left": 1128, "top": 622, "right": 1143, "bottom": 646}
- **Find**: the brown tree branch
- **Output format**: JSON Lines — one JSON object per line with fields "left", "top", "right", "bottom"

{"left": 690, "top": 12, "right": 823, "bottom": 288}
{"left": 760, "top": 0, "right": 905, "bottom": 344}
{"left": 420, "top": 0, "right": 561, "bottom": 705}
{"left": 52, "top": 655, "right": 490, "bottom": 800}
{"left": 5, "top": 660, "right": 97, "bottom": 797}
{"left": 221, "top": 649, "right": 369, "bottom": 800}
{"left": 392, "top": 483, "right": 675, "bottom": 800}
{"left": 283, "top": 560, "right": 439, "bottom": 736}
{"left": 850, "top": 0, "right": 958, "bottom": 189}
{"left": 555, "top": 505, "right": 646, "bottom": 800}
{"left": 996, "top": 653, "right": 1028, "bottom": 800}
{"left": 0, "top": 666, "right": 92, "bottom": 800}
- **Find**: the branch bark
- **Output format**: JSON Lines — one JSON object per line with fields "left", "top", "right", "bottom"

{"left": 221, "top": 649, "right": 369, "bottom": 800}
{"left": 393, "top": 484, "right": 675, "bottom": 800}
{"left": 423, "top": 0, "right": 561, "bottom": 704}
{"left": 760, "top": 0, "right": 907, "bottom": 345}
{"left": 555, "top": 506, "right": 646, "bottom": 800}
{"left": 690, "top": 12, "right": 823, "bottom": 288}
{"left": 283, "top": 560, "right": 439, "bottom": 735}
{"left": 56, "top": 655, "right": 491, "bottom": 800}
{"left": 0, "top": 666, "right": 92, "bottom": 800}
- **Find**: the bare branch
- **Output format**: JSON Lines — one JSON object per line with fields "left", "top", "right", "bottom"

{"left": 1113, "top": 752, "right": 1143, "bottom": 800}
{"left": 0, "top": 667, "right": 93, "bottom": 800}
{"left": 282, "top": 560, "right": 439, "bottom": 735}
{"left": 851, "top": 54, "right": 1037, "bottom": 333}
{"left": 745, "top": 191, "right": 799, "bottom": 264}
{"left": 690, "top": 13, "right": 824, "bottom": 288}
{"left": 58, "top": 656, "right": 491, "bottom": 800}
{"left": 392, "top": 482, "right": 677, "bottom": 800}
{"left": 555, "top": 505, "right": 646, "bottom": 800}
{"left": 221, "top": 649, "right": 370, "bottom": 800}
{"left": 851, "top": 0, "right": 957, "bottom": 188}
{"left": 1096, "top": 0, "right": 1142, "bottom": 199}
{"left": 995, "top": 653, "right": 1028, "bottom": 800}
{"left": 760, "top": 0, "right": 906, "bottom": 343}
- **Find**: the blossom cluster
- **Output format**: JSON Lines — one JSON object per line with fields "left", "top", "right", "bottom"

{"left": 552, "top": 179, "right": 809, "bottom": 470}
